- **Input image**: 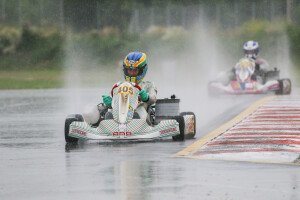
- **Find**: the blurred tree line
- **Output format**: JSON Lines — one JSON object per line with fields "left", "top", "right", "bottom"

{"left": 1, "top": 0, "right": 299, "bottom": 31}
{"left": 50, "top": 0, "right": 300, "bottom": 31}
{"left": 1, "top": 0, "right": 300, "bottom": 71}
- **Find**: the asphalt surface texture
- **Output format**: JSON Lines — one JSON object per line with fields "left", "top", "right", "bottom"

{"left": 0, "top": 88, "right": 299, "bottom": 200}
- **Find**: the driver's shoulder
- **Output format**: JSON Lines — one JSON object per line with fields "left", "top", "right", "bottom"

{"left": 138, "top": 80, "right": 157, "bottom": 92}
{"left": 139, "top": 80, "right": 155, "bottom": 87}
{"left": 256, "top": 58, "right": 269, "bottom": 65}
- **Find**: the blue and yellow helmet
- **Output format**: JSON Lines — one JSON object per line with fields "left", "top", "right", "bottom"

{"left": 123, "top": 52, "right": 148, "bottom": 84}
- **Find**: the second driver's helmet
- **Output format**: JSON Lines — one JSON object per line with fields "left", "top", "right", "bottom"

{"left": 243, "top": 40, "right": 259, "bottom": 60}
{"left": 123, "top": 52, "right": 148, "bottom": 84}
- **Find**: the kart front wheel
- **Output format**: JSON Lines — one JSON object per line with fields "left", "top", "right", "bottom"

{"left": 172, "top": 116, "right": 185, "bottom": 141}
{"left": 64, "top": 114, "right": 84, "bottom": 143}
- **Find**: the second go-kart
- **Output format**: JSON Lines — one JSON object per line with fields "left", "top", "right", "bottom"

{"left": 64, "top": 81, "right": 196, "bottom": 143}
{"left": 208, "top": 59, "right": 291, "bottom": 96}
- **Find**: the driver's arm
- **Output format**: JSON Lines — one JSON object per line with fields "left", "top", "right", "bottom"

{"left": 144, "top": 82, "right": 157, "bottom": 105}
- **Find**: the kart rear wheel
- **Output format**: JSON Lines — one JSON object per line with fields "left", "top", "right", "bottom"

{"left": 275, "top": 79, "right": 292, "bottom": 95}
{"left": 180, "top": 112, "right": 196, "bottom": 139}
{"left": 172, "top": 116, "right": 185, "bottom": 141}
{"left": 64, "top": 114, "right": 84, "bottom": 143}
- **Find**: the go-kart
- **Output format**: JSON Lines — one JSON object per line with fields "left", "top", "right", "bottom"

{"left": 64, "top": 81, "right": 196, "bottom": 143}
{"left": 208, "top": 60, "right": 291, "bottom": 96}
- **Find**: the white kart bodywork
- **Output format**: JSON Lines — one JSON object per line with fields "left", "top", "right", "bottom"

{"left": 68, "top": 82, "right": 181, "bottom": 141}
{"left": 209, "top": 59, "right": 291, "bottom": 95}
{"left": 210, "top": 80, "right": 280, "bottom": 94}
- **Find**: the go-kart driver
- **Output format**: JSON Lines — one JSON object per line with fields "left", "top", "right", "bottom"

{"left": 102, "top": 52, "right": 157, "bottom": 123}
{"left": 222, "top": 40, "right": 270, "bottom": 84}
{"left": 234, "top": 57, "right": 255, "bottom": 77}
{"left": 243, "top": 40, "right": 269, "bottom": 82}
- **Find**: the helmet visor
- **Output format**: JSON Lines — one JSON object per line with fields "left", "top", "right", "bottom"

{"left": 123, "top": 66, "right": 145, "bottom": 77}
{"left": 244, "top": 49, "right": 258, "bottom": 59}
{"left": 245, "top": 50, "right": 255, "bottom": 54}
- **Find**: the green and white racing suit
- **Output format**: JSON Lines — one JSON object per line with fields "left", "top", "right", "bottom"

{"left": 101, "top": 80, "right": 157, "bottom": 123}
{"left": 135, "top": 80, "right": 157, "bottom": 123}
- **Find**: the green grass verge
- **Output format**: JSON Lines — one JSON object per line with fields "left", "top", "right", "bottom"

{"left": 0, "top": 70, "right": 63, "bottom": 89}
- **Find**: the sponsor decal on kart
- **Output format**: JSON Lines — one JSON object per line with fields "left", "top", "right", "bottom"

{"left": 127, "top": 111, "right": 133, "bottom": 117}
{"left": 128, "top": 104, "right": 134, "bottom": 112}
{"left": 231, "top": 81, "right": 241, "bottom": 90}
{"left": 245, "top": 83, "right": 253, "bottom": 88}
{"left": 127, "top": 104, "right": 134, "bottom": 117}
{"left": 160, "top": 127, "right": 177, "bottom": 134}
{"left": 246, "top": 81, "right": 259, "bottom": 90}
{"left": 183, "top": 115, "right": 195, "bottom": 134}
{"left": 231, "top": 81, "right": 258, "bottom": 91}
{"left": 246, "top": 82, "right": 257, "bottom": 89}
{"left": 268, "top": 83, "right": 279, "bottom": 90}
{"left": 71, "top": 129, "right": 87, "bottom": 136}
{"left": 113, "top": 132, "right": 132, "bottom": 136}
{"left": 252, "top": 82, "right": 258, "bottom": 90}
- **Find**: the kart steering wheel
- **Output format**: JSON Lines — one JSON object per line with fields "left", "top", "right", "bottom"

{"left": 111, "top": 82, "right": 142, "bottom": 97}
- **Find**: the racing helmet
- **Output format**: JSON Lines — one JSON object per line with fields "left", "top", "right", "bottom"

{"left": 123, "top": 52, "right": 148, "bottom": 84}
{"left": 243, "top": 40, "right": 259, "bottom": 60}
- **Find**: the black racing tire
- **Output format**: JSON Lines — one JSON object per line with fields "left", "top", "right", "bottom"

{"left": 275, "top": 80, "right": 283, "bottom": 95}
{"left": 64, "top": 114, "right": 84, "bottom": 143}
{"left": 180, "top": 112, "right": 196, "bottom": 139}
{"left": 147, "top": 105, "right": 156, "bottom": 125}
{"left": 172, "top": 116, "right": 185, "bottom": 141}
{"left": 275, "top": 79, "right": 292, "bottom": 95}
{"left": 283, "top": 78, "right": 292, "bottom": 95}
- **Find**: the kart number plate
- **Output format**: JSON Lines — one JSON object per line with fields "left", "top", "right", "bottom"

{"left": 117, "top": 86, "right": 134, "bottom": 96}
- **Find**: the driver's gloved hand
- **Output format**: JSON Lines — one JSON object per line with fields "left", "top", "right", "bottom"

{"left": 102, "top": 95, "right": 112, "bottom": 107}
{"left": 139, "top": 89, "right": 149, "bottom": 102}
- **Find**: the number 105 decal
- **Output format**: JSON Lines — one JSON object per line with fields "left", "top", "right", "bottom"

{"left": 117, "top": 85, "right": 134, "bottom": 96}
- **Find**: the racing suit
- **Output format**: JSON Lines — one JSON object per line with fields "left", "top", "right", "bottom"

{"left": 226, "top": 58, "right": 270, "bottom": 84}
{"left": 102, "top": 80, "right": 157, "bottom": 124}
{"left": 134, "top": 80, "right": 157, "bottom": 123}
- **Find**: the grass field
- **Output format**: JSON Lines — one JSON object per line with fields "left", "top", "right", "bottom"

{"left": 1, "top": 66, "right": 299, "bottom": 90}
{"left": 0, "top": 68, "right": 120, "bottom": 89}
{"left": 0, "top": 70, "right": 63, "bottom": 89}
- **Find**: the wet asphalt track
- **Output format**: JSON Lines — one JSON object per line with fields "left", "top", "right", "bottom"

{"left": 0, "top": 89, "right": 299, "bottom": 200}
